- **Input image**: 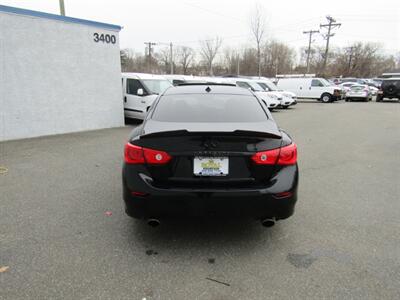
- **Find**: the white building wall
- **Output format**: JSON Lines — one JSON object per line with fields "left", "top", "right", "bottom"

{"left": 0, "top": 10, "right": 124, "bottom": 141}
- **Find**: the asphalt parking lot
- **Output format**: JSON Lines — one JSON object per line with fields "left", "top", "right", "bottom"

{"left": 1, "top": 101, "right": 399, "bottom": 299}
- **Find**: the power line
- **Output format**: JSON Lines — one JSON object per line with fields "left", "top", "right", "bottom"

{"left": 320, "top": 16, "right": 341, "bottom": 73}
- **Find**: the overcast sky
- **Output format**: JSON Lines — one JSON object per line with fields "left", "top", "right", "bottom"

{"left": 1, "top": 0, "right": 399, "bottom": 57}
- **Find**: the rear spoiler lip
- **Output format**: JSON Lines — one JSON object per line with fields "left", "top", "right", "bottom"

{"left": 139, "top": 129, "right": 282, "bottom": 139}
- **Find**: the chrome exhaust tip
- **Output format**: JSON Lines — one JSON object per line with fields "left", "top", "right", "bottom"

{"left": 147, "top": 218, "right": 160, "bottom": 227}
{"left": 261, "top": 218, "right": 276, "bottom": 227}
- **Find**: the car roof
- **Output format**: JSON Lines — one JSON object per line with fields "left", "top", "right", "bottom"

{"left": 382, "top": 77, "right": 400, "bottom": 80}
{"left": 162, "top": 84, "right": 254, "bottom": 96}
{"left": 122, "top": 72, "right": 168, "bottom": 80}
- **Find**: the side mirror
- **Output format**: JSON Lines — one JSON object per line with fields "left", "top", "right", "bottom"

{"left": 137, "top": 88, "right": 144, "bottom": 96}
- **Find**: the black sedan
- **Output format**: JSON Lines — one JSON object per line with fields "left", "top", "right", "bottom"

{"left": 122, "top": 84, "right": 299, "bottom": 227}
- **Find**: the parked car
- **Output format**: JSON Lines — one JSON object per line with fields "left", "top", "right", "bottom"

{"left": 122, "top": 83, "right": 299, "bottom": 227}
{"left": 276, "top": 77, "right": 342, "bottom": 102}
{"left": 122, "top": 73, "right": 173, "bottom": 120}
{"left": 225, "top": 78, "right": 281, "bottom": 110}
{"left": 345, "top": 84, "right": 372, "bottom": 102}
{"left": 376, "top": 78, "right": 400, "bottom": 102}
{"left": 253, "top": 77, "right": 297, "bottom": 107}
{"left": 339, "top": 82, "right": 356, "bottom": 93}
{"left": 372, "top": 78, "right": 383, "bottom": 87}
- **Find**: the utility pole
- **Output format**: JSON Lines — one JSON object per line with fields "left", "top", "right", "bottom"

{"left": 59, "top": 0, "right": 66, "bottom": 16}
{"left": 144, "top": 42, "right": 157, "bottom": 73}
{"left": 303, "top": 29, "right": 319, "bottom": 73}
{"left": 320, "top": 16, "right": 341, "bottom": 73}
{"left": 237, "top": 53, "right": 240, "bottom": 76}
{"left": 346, "top": 46, "right": 355, "bottom": 76}
{"left": 169, "top": 42, "right": 174, "bottom": 74}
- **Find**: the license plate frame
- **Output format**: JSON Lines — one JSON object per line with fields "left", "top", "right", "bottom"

{"left": 193, "top": 157, "right": 229, "bottom": 176}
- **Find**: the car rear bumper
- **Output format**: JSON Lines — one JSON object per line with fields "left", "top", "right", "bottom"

{"left": 122, "top": 164, "right": 299, "bottom": 220}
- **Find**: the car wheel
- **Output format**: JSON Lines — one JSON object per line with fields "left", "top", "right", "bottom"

{"left": 376, "top": 96, "right": 382, "bottom": 102}
{"left": 345, "top": 98, "right": 349, "bottom": 102}
{"left": 321, "top": 93, "right": 332, "bottom": 103}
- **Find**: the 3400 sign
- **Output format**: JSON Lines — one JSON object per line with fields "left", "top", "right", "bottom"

{"left": 93, "top": 33, "right": 116, "bottom": 44}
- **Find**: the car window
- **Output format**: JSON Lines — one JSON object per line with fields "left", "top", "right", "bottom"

{"left": 236, "top": 81, "right": 252, "bottom": 89}
{"left": 263, "top": 80, "right": 278, "bottom": 91}
{"left": 311, "top": 79, "right": 324, "bottom": 87}
{"left": 126, "top": 79, "right": 145, "bottom": 96}
{"left": 350, "top": 85, "right": 364, "bottom": 91}
{"left": 142, "top": 79, "right": 172, "bottom": 95}
{"left": 319, "top": 79, "right": 332, "bottom": 86}
{"left": 152, "top": 94, "right": 268, "bottom": 123}
{"left": 247, "top": 81, "right": 264, "bottom": 91}
{"left": 172, "top": 79, "right": 185, "bottom": 86}
{"left": 257, "top": 82, "right": 269, "bottom": 91}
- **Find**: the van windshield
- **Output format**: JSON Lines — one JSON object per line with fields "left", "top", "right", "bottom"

{"left": 320, "top": 78, "right": 333, "bottom": 86}
{"left": 142, "top": 79, "right": 172, "bottom": 95}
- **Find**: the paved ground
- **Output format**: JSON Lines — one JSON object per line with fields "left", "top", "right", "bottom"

{"left": 1, "top": 100, "right": 399, "bottom": 299}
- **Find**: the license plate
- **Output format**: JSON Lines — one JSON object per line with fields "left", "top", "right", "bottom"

{"left": 193, "top": 157, "right": 229, "bottom": 176}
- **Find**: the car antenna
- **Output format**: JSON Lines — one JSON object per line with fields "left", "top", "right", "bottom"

{"left": 205, "top": 86, "right": 211, "bottom": 93}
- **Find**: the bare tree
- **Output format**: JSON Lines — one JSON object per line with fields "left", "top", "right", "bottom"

{"left": 199, "top": 36, "right": 223, "bottom": 75}
{"left": 177, "top": 46, "right": 194, "bottom": 74}
{"left": 250, "top": 3, "right": 266, "bottom": 77}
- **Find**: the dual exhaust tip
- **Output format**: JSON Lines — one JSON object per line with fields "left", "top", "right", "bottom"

{"left": 146, "top": 218, "right": 276, "bottom": 227}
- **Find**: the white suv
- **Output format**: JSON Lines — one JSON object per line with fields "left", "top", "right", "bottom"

{"left": 253, "top": 77, "right": 296, "bottom": 108}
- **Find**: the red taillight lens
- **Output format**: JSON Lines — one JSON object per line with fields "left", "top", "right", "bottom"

{"left": 125, "top": 143, "right": 145, "bottom": 164}
{"left": 124, "top": 143, "right": 171, "bottom": 165}
{"left": 251, "top": 143, "right": 297, "bottom": 165}
{"left": 143, "top": 147, "right": 171, "bottom": 164}
{"left": 251, "top": 148, "right": 280, "bottom": 165}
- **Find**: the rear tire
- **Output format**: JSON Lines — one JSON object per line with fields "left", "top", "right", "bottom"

{"left": 321, "top": 93, "right": 332, "bottom": 103}
{"left": 376, "top": 95, "right": 382, "bottom": 102}
{"left": 345, "top": 98, "right": 349, "bottom": 102}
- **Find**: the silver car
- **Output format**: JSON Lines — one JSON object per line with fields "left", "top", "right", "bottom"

{"left": 345, "top": 85, "right": 372, "bottom": 102}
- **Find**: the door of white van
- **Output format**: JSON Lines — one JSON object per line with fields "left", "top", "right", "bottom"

{"left": 306, "top": 79, "right": 326, "bottom": 99}
{"left": 124, "top": 78, "right": 151, "bottom": 119}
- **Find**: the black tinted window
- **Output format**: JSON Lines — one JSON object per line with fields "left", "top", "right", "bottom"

{"left": 152, "top": 94, "right": 267, "bottom": 122}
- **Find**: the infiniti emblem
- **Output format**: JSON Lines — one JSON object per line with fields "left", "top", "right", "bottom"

{"left": 202, "top": 140, "right": 218, "bottom": 149}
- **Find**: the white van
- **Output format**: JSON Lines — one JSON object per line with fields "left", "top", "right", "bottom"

{"left": 276, "top": 77, "right": 342, "bottom": 102}
{"left": 122, "top": 73, "right": 173, "bottom": 119}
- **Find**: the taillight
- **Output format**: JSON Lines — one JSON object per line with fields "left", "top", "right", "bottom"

{"left": 278, "top": 143, "right": 297, "bottom": 165}
{"left": 143, "top": 147, "right": 171, "bottom": 164}
{"left": 251, "top": 148, "right": 280, "bottom": 165}
{"left": 251, "top": 143, "right": 297, "bottom": 165}
{"left": 125, "top": 143, "right": 145, "bottom": 164}
{"left": 124, "top": 143, "right": 171, "bottom": 165}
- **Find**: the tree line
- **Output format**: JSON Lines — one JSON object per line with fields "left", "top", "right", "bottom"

{"left": 120, "top": 4, "right": 399, "bottom": 78}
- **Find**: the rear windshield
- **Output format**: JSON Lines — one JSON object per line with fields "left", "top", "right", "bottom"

{"left": 152, "top": 94, "right": 268, "bottom": 123}
{"left": 350, "top": 85, "right": 365, "bottom": 91}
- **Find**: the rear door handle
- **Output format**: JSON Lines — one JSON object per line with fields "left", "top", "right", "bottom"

{"left": 124, "top": 96, "right": 127, "bottom": 103}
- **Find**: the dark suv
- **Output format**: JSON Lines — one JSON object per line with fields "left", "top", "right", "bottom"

{"left": 377, "top": 78, "right": 400, "bottom": 102}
